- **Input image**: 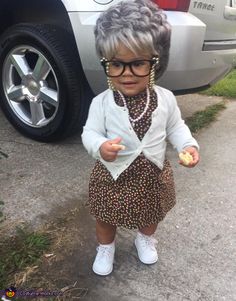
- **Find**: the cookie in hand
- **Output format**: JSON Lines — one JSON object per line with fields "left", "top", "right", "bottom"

{"left": 111, "top": 143, "right": 126, "bottom": 150}
{"left": 179, "top": 151, "right": 193, "bottom": 166}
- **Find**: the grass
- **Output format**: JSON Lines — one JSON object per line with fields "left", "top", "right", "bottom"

{"left": 201, "top": 69, "right": 236, "bottom": 99}
{"left": 185, "top": 101, "right": 226, "bottom": 133}
{"left": 0, "top": 227, "right": 51, "bottom": 289}
{"left": 186, "top": 69, "right": 235, "bottom": 132}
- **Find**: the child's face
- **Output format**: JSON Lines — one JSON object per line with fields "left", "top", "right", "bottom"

{"left": 110, "top": 44, "right": 151, "bottom": 97}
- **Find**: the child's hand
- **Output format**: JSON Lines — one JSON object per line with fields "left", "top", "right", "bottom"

{"left": 179, "top": 146, "right": 200, "bottom": 168}
{"left": 99, "top": 137, "right": 125, "bottom": 162}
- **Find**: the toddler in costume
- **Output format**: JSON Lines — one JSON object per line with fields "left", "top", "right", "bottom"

{"left": 82, "top": 0, "right": 200, "bottom": 276}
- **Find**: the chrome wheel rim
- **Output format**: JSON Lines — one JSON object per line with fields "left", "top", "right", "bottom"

{"left": 3, "top": 45, "right": 59, "bottom": 128}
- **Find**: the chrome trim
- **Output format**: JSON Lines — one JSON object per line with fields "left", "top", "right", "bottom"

{"left": 93, "top": 0, "right": 113, "bottom": 4}
{"left": 224, "top": 5, "right": 236, "bottom": 20}
{"left": 203, "top": 40, "right": 236, "bottom": 51}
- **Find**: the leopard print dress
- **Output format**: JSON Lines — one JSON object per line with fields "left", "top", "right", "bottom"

{"left": 88, "top": 89, "right": 176, "bottom": 229}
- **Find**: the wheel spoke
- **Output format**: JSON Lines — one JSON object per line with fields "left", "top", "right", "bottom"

{"left": 10, "top": 54, "right": 31, "bottom": 78}
{"left": 29, "top": 102, "right": 46, "bottom": 125}
{"left": 33, "top": 56, "right": 51, "bottom": 81}
{"left": 39, "top": 87, "right": 58, "bottom": 108}
{"left": 7, "top": 85, "right": 25, "bottom": 102}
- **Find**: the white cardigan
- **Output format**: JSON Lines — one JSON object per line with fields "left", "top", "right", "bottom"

{"left": 82, "top": 85, "right": 199, "bottom": 180}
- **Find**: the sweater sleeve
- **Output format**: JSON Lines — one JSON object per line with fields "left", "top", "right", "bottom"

{"left": 166, "top": 91, "right": 199, "bottom": 152}
{"left": 81, "top": 96, "right": 109, "bottom": 159}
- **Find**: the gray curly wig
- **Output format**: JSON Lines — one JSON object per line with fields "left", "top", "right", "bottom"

{"left": 94, "top": 0, "right": 171, "bottom": 79}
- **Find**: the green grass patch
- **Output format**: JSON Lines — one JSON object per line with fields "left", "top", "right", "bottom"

{"left": 201, "top": 69, "right": 236, "bottom": 99}
{"left": 0, "top": 227, "right": 51, "bottom": 289}
{"left": 186, "top": 101, "right": 226, "bottom": 133}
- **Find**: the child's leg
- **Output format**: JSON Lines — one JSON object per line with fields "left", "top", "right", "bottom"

{"left": 135, "top": 223, "right": 158, "bottom": 264}
{"left": 96, "top": 219, "right": 117, "bottom": 244}
{"left": 139, "top": 223, "right": 157, "bottom": 235}
{"left": 93, "top": 219, "right": 117, "bottom": 276}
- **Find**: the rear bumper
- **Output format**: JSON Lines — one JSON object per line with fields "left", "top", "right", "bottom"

{"left": 69, "top": 11, "right": 236, "bottom": 94}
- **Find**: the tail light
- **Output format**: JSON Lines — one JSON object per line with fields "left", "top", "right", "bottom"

{"left": 152, "top": 0, "right": 191, "bottom": 12}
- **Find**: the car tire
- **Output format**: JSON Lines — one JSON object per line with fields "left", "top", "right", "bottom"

{"left": 0, "top": 23, "right": 92, "bottom": 141}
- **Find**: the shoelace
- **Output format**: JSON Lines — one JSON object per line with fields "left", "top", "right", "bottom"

{"left": 96, "top": 245, "right": 114, "bottom": 260}
{"left": 139, "top": 235, "right": 158, "bottom": 250}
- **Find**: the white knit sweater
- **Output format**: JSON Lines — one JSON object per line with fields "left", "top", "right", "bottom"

{"left": 82, "top": 85, "right": 199, "bottom": 180}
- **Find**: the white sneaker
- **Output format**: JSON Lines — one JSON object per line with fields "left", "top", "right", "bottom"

{"left": 92, "top": 242, "right": 115, "bottom": 276}
{"left": 135, "top": 232, "right": 158, "bottom": 264}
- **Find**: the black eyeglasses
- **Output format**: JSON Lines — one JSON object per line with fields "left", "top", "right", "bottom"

{"left": 100, "top": 57, "right": 159, "bottom": 77}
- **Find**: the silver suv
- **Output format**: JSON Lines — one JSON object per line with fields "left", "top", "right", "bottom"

{"left": 0, "top": 0, "right": 235, "bottom": 141}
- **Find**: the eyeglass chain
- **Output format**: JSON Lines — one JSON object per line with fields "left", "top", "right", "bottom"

{"left": 117, "top": 87, "right": 150, "bottom": 126}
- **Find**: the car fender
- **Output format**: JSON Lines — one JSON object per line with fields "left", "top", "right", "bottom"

{"left": 59, "top": 0, "right": 120, "bottom": 12}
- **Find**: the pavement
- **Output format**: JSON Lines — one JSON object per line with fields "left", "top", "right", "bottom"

{"left": 0, "top": 94, "right": 235, "bottom": 300}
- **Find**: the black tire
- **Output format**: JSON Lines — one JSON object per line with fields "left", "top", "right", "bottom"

{"left": 0, "top": 23, "right": 92, "bottom": 142}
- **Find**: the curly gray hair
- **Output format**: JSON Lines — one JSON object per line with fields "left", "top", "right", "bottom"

{"left": 94, "top": 0, "right": 171, "bottom": 79}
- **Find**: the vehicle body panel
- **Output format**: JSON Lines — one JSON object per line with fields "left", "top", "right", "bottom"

{"left": 61, "top": 0, "right": 122, "bottom": 12}
{"left": 189, "top": 0, "right": 236, "bottom": 40}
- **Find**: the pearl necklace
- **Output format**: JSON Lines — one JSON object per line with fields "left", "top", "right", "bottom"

{"left": 118, "top": 87, "right": 150, "bottom": 126}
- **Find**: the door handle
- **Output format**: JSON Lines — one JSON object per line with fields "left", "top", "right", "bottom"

{"left": 224, "top": 5, "right": 236, "bottom": 20}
